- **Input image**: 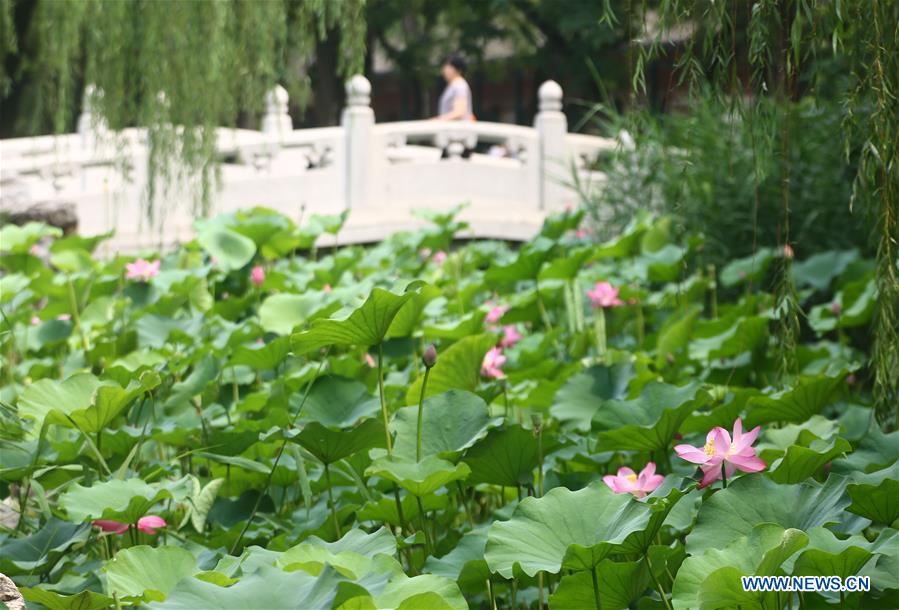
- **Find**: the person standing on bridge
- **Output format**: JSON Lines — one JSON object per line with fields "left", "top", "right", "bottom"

{"left": 434, "top": 54, "right": 474, "bottom": 121}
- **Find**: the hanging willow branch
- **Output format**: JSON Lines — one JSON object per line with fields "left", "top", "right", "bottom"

{"left": 0, "top": 0, "right": 366, "bottom": 222}
{"left": 611, "top": 0, "right": 898, "bottom": 428}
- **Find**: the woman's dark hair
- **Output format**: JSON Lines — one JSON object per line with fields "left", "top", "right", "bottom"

{"left": 442, "top": 53, "right": 466, "bottom": 75}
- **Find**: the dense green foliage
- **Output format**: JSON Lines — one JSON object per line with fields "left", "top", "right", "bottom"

{"left": 1, "top": 208, "right": 896, "bottom": 609}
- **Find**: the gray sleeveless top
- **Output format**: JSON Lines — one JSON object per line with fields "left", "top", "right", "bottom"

{"left": 438, "top": 78, "right": 473, "bottom": 120}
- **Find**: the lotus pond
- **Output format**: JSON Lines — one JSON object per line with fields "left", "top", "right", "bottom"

{"left": 0, "top": 208, "right": 896, "bottom": 610}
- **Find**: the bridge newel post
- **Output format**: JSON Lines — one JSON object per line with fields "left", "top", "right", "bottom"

{"left": 535, "top": 80, "right": 570, "bottom": 210}
{"left": 77, "top": 85, "right": 108, "bottom": 150}
{"left": 342, "top": 74, "right": 374, "bottom": 209}
{"left": 261, "top": 85, "right": 292, "bottom": 142}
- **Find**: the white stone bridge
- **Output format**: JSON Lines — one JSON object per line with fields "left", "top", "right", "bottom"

{"left": 0, "top": 76, "right": 616, "bottom": 253}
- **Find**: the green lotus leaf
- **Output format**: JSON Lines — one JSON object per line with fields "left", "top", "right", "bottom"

{"left": 846, "top": 463, "right": 899, "bottom": 525}
{"left": 374, "top": 573, "right": 467, "bottom": 610}
{"left": 291, "top": 288, "right": 416, "bottom": 354}
{"left": 462, "top": 425, "right": 539, "bottom": 487}
{"left": 391, "top": 390, "right": 494, "bottom": 460}
{"left": 764, "top": 431, "right": 852, "bottom": 485}
{"left": 229, "top": 336, "right": 290, "bottom": 370}
{"left": 300, "top": 375, "right": 380, "bottom": 427}
{"left": 20, "top": 588, "right": 114, "bottom": 610}
{"left": 284, "top": 419, "right": 385, "bottom": 465}
{"left": 593, "top": 381, "right": 708, "bottom": 452}
{"left": 485, "top": 483, "right": 656, "bottom": 578}
{"left": 386, "top": 284, "right": 442, "bottom": 338}
{"left": 686, "top": 474, "right": 849, "bottom": 555}
{"left": 745, "top": 374, "right": 843, "bottom": 427}
{"left": 792, "top": 527, "right": 873, "bottom": 580}
{"left": 18, "top": 371, "right": 160, "bottom": 436}
{"left": 0, "top": 518, "right": 89, "bottom": 576}
{"left": 405, "top": 333, "right": 497, "bottom": 404}
{"left": 424, "top": 529, "right": 490, "bottom": 591}
{"left": 106, "top": 545, "right": 198, "bottom": 601}
{"left": 550, "top": 363, "right": 634, "bottom": 432}
{"left": 834, "top": 426, "right": 899, "bottom": 475}
{"left": 538, "top": 246, "right": 593, "bottom": 281}
{"left": 366, "top": 454, "right": 470, "bottom": 497}
{"left": 60, "top": 477, "right": 191, "bottom": 523}
{"left": 792, "top": 249, "right": 859, "bottom": 291}
{"left": 259, "top": 293, "right": 339, "bottom": 335}
{"left": 548, "top": 559, "right": 649, "bottom": 610}
{"left": 719, "top": 247, "right": 775, "bottom": 287}
{"left": 688, "top": 314, "right": 768, "bottom": 361}
{"left": 278, "top": 527, "right": 396, "bottom": 579}
{"left": 484, "top": 241, "right": 553, "bottom": 283}
{"left": 673, "top": 524, "right": 808, "bottom": 610}
{"left": 196, "top": 224, "right": 257, "bottom": 272}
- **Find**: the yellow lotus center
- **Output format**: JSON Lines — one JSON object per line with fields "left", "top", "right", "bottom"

{"left": 703, "top": 440, "right": 717, "bottom": 456}
{"left": 625, "top": 474, "right": 637, "bottom": 483}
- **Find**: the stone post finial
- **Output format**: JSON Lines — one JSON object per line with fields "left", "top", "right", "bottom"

{"left": 346, "top": 75, "right": 371, "bottom": 108}
{"left": 538, "top": 80, "right": 563, "bottom": 113}
{"left": 262, "top": 85, "right": 292, "bottom": 137}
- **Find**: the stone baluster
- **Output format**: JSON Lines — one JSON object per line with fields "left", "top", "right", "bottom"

{"left": 534, "top": 80, "right": 570, "bottom": 210}
{"left": 342, "top": 75, "right": 374, "bottom": 209}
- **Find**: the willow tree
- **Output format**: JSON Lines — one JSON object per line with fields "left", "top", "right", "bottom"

{"left": 608, "top": 0, "right": 897, "bottom": 427}
{"left": 0, "top": 0, "right": 365, "bottom": 218}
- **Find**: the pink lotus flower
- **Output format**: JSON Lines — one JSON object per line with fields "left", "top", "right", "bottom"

{"left": 587, "top": 282, "right": 623, "bottom": 308}
{"left": 675, "top": 418, "right": 766, "bottom": 488}
{"left": 57, "top": 314, "right": 71, "bottom": 321}
{"left": 125, "top": 258, "right": 160, "bottom": 282}
{"left": 250, "top": 265, "right": 265, "bottom": 287}
{"left": 30, "top": 244, "right": 44, "bottom": 256}
{"left": 30, "top": 316, "right": 40, "bottom": 325}
{"left": 432, "top": 250, "right": 448, "bottom": 264}
{"left": 500, "top": 325, "right": 522, "bottom": 348}
{"left": 783, "top": 244, "right": 794, "bottom": 259}
{"left": 93, "top": 515, "right": 166, "bottom": 536}
{"left": 603, "top": 462, "right": 664, "bottom": 498}
{"left": 323, "top": 284, "right": 332, "bottom": 293}
{"left": 364, "top": 353, "right": 376, "bottom": 368}
{"left": 830, "top": 301, "right": 842, "bottom": 316}
{"left": 485, "top": 304, "right": 508, "bottom": 324}
{"left": 481, "top": 347, "right": 506, "bottom": 379}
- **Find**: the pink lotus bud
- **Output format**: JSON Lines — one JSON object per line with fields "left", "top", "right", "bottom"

{"left": 250, "top": 265, "right": 265, "bottom": 287}
{"left": 422, "top": 344, "right": 438, "bottom": 368}
{"left": 783, "top": 244, "right": 794, "bottom": 260}
{"left": 830, "top": 301, "right": 842, "bottom": 316}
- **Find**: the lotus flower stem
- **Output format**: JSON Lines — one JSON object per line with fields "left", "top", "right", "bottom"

{"left": 591, "top": 565, "right": 602, "bottom": 610}
{"left": 324, "top": 462, "right": 341, "bottom": 538}
{"left": 720, "top": 462, "right": 727, "bottom": 489}
{"left": 594, "top": 308, "right": 607, "bottom": 359}
{"left": 416, "top": 367, "right": 431, "bottom": 462}
{"left": 377, "top": 343, "right": 393, "bottom": 456}
{"left": 646, "top": 554, "right": 673, "bottom": 610}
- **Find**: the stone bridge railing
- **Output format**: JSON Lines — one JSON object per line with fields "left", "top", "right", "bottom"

{"left": 0, "top": 77, "right": 617, "bottom": 252}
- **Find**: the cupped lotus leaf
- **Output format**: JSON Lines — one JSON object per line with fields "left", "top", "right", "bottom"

{"left": 550, "top": 363, "right": 634, "bottom": 432}
{"left": 0, "top": 517, "right": 89, "bottom": 576}
{"left": 424, "top": 529, "right": 490, "bottom": 591}
{"left": 484, "top": 241, "right": 553, "bottom": 283}
{"left": 719, "top": 247, "right": 775, "bottom": 287}
{"left": 540, "top": 208, "right": 585, "bottom": 240}
{"left": 148, "top": 564, "right": 345, "bottom": 610}
{"left": 654, "top": 308, "right": 700, "bottom": 369}
{"left": 282, "top": 419, "right": 385, "bottom": 465}
{"left": 861, "top": 529, "right": 899, "bottom": 590}
{"left": 0, "top": 221, "right": 62, "bottom": 253}
{"left": 834, "top": 426, "right": 899, "bottom": 475}
{"left": 462, "top": 425, "right": 539, "bottom": 487}
{"left": 686, "top": 474, "right": 850, "bottom": 555}
{"left": 405, "top": 333, "right": 497, "bottom": 404}
{"left": 688, "top": 314, "right": 768, "bottom": 361}
{"left": 485, "top": 483, "right": 656, "bottom": 578}
{"left": 548, "top": 559, "right": 649, "bottom": 610}
{"left": 673, "top": 524, "right": 809, "bottom": 610}
{"left": 18, "top": 371, "right": 160, "bottom": 436}
{"left": 745, "top": 374, "right": 843, "bottom": 427}
{"left": 357, "top": 493, "right": 448, "bottom": 527}
{"left": 366, "top": 455, "right": 470, "bottom": 497}
{"left": 792, "top": 249, "right": 859, "bottom": 291}
{"left": 300, "top": 376, "right": 379, "bottom": 427}
{"left": 846, "top": 463, "right": 899, "bottom": 525}
{"left": 259, "top": 293, "right": 338, "bottom": 335}
{"left": 279, "top": 528, "right": 396, "bottom": 579}
{"left": 60, "top": 477, "right": 191, "bottom": 524}
{"left": 291, "top": 288, "right": 416, "bottom": 354}
{"left": 196, "top": 224, "right": 256, "bottom": 272}
{"left": 163, "top": 355, "right": 219, "bottom": 409}
{"left": 20, "top": 588, "right": 114, "bottom": 610}
{"left": 617, "top": 484, "right": 688, "bottom": 554}
{"left": 229, "top": 337, "right": 290, "bottom": 370}
{"left": 188, "top": 477, "right": 224, "bottom": 533}
{"left": 106, "top": 545, "right": 198, "bottom": 601}
{"left": 422, "top": 310, "right": 488, "bottom": 340}
{"left": 374, "top": 573, "right": 467, "bottom": 610}
{"left": 593, "top": 381, "right": 708, "bottom": 452}
{"left": 538, "top": 246, "right": 594, "bottom": 281}
{"left": 765, "top": 433, "right": 852, "bottom": 484}
{"left": 386, "top": 284, "right": 442, "bottom": 338}
{"left": 391, "top": 390, "right": 494, "bottom": 460}
{"left": 809, "top": 275, "right": 876, "bottom": 333}
{"left": 791, "top": 527, "right": 874, "bottom": 580}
